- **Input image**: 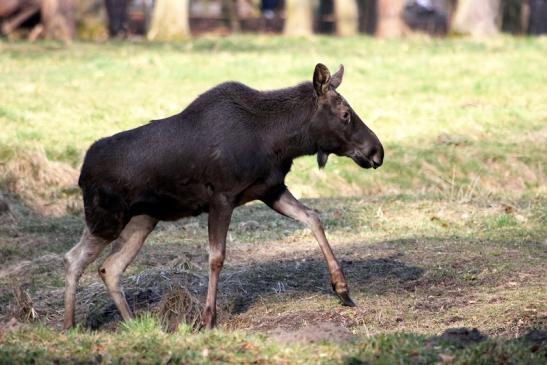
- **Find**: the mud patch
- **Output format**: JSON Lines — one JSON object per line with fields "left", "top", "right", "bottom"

{"left": 520, "top": 329, "right": 547, "bottom": 354}
{"left": 270, "top": 322, "right": 354, "bottom": 344}
{"left": 432, "top": 327, "right": 486, "bottom": 348}
{"left": 228, "top": 307, "right": 363, "bottom": 333}
{"left": 75, "top": 267, "right": 206, "bottom": 330}
{"left": 0, "top": 194, "right": 9, "bottom": 215}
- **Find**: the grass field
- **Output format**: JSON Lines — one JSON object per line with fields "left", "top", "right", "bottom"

{"left": 0, "top": 36, "right": 546, "bottom": 364}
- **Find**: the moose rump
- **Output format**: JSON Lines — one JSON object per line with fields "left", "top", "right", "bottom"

{"left": 79, "top": 92, "right": 273, "bottom": 239}
{"left": 63, "top": 63, "right": 383, "bottom": 330}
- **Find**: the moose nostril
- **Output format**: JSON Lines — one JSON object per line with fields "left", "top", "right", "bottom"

{"left": 372, "top": 153, "right": 383, "bottom": 167}
{"left": 371, "top": 146, "right": 383, "bottom": 167}
{"left": 362, "top": 144, "right": 383, "bottom": 168}
{"left": 365, "top": 145, "right": 383, "bottom": 167}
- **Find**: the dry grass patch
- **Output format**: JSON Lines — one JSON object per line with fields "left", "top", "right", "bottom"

{"left": 0, "top": 147, "right": 80, "bottom": 216}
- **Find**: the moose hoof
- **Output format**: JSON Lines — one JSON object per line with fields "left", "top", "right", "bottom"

{"left": 199, "top": 319, "right": 215, "bottom": 331}
{"left": 337, "top": 291, "right": 356, "bottom": 307}
{"left": 63, "top": 317, "right": 75, "bottom": 331}
{"left": 332, "top": 283, "right": 356, "bottom": 307}
{"left": 200, "top": 307, "right": 216, "bottom": 330}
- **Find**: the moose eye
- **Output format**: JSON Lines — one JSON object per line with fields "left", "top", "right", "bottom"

{"left": 342, "top": 112, "right": 350, "bottom": 122}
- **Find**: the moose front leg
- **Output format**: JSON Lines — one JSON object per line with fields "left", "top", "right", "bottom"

{"left": 201, "top": 196, "right": 233, "bottom": 329}
{"left": 266, "top": 189, "right": 355, "bottom": 307}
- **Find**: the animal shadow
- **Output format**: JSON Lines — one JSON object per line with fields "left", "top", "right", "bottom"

{"left": 223, "top": 253, "right": 424, "bottom": 315}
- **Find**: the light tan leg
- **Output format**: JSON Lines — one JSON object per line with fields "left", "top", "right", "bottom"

{"left": 266, "top": 189, "right": 355, "bottom": 306}
{"left": 64, "top": 229, "right": 110, "bottom": 329}
{"left": 98, "top": 215, "right": 157, "bottom": 321}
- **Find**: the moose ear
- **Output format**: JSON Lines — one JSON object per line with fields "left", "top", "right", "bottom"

{"left": 313, "top": 63, "right": 331, "bottom": 96}
{"left": 330, "top": 64, "right": 344, "bottom": 89}
{"left": 317, "top": 149, "right": 329, "bottom": 168}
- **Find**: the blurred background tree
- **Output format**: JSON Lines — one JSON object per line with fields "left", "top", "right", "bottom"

{"left": 501, "top": 0, "right": 523, "bottom": 33}
{"left": 41, "top": 0, "right": 74, "bottom": 40}
{"left": 147, "top": 0, "right": 190, "bottom": 40}
{"left": 376, "top": 0, "right": 408, "bottom": 37}
{"left": 1, "top": 0, "right": 546, "bottom": 40}
{"left": 221, "top": 0, "right": 240, "bottom": 33}
{"left": 104, "top": 0, "right": 128, "bottom": 37}
{"left": 284, "top": 0, "right": 313, "bottom": 36}
{"left": 334, "top": 0, "right": 358, "bottom": 36}
{"left": 452, "top": 0, "right": 501, "bottom": 36}
{"left": 527, "top": 0, "right": 547, "bottom": 34}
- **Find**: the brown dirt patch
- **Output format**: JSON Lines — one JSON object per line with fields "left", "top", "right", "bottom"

{"left": 270, "top": 322, "right": 354, "bottom": 344}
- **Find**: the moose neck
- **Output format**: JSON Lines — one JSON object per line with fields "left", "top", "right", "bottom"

{"left": 262, "top": 82, "right": 319, "bottom": 162}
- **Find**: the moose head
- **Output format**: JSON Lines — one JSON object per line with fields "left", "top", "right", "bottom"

{"left": 310, "top": 63, "right": 384, "bottom": 170}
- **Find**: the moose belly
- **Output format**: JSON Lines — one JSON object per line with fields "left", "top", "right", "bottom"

{"left": 128, "top": 185, "right": 211, "bottom": 221}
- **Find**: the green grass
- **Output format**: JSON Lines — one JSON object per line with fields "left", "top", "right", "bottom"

{"left": 1, "top": 36, "right": 545, "bottom": 201}
{"left": 1, "top": 315, "right": 544, "bottom": 365}
{"left": 0, "top": 36, "right": 546, "bottom": 364}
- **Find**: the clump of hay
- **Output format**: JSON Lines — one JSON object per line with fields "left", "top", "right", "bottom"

{"left": 158, "top": 285, "right": 203, "bottom": 332}
{"left": 8, "top": 284, "right": 39, "bottom": 322}
{"left": 73, "top": 267, "right": 206, "bottom": 331}
{"left": 0, "top": 146, "right": 80, "bottom": 216}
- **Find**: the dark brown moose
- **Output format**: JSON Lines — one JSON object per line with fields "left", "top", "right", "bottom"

{"left": 63, "top": 64, "right": 384, "bottom": 330}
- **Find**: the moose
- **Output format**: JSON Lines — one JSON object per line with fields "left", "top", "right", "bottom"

{"left": 63, "top": 63, "right": 384, "bottom": 330}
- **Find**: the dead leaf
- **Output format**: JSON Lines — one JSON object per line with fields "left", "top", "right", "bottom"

{"left": 438, "top": 353, "right": 455, "bottom": 364}
{"left": 430, "top": 216, "right": 449, "bottom": 228}
{"left": 376, "top": 206, "right": 384, "bottom": 218}
{"left": 240, "top": 342, "right": 254, "bottom": 350}
{"left": 515, "top": 214, "right": 527, "bottom": 223}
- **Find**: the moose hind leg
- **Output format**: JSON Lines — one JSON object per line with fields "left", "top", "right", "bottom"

{"left": 98, "top": 215, "right": 157, "bottom": 321}
{"left": 64, "top": 229, "right": 110, "bottom": 329}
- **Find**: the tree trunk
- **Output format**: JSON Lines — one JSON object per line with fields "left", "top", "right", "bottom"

{"left": 222, "top": 0, "right": 240, "bottom": 33}
{"left": 104, "top": 0, "right": 129, "bottom": 37}
{"left": 528, "top": 0, "right": 547, "bottom": 35}
{"left": 147, "top": 0, "right": 190, "bottom": 41}
{"left": 376, "top": 0, "right": 408, "bottom": 37}
{"left": 284, "top": 0, "right": 313, "bottom": 36}
{"left": 452, "top": 0, "right": 501, "bottom": 36}
{"left": 41, "top": 0, "right": 75, "bottom": 41}
{"left": 334, "top": 0, "right": 358, "bottom": 36}
{"left": 358, "top": 0, "right": 378, "bottom": 35}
